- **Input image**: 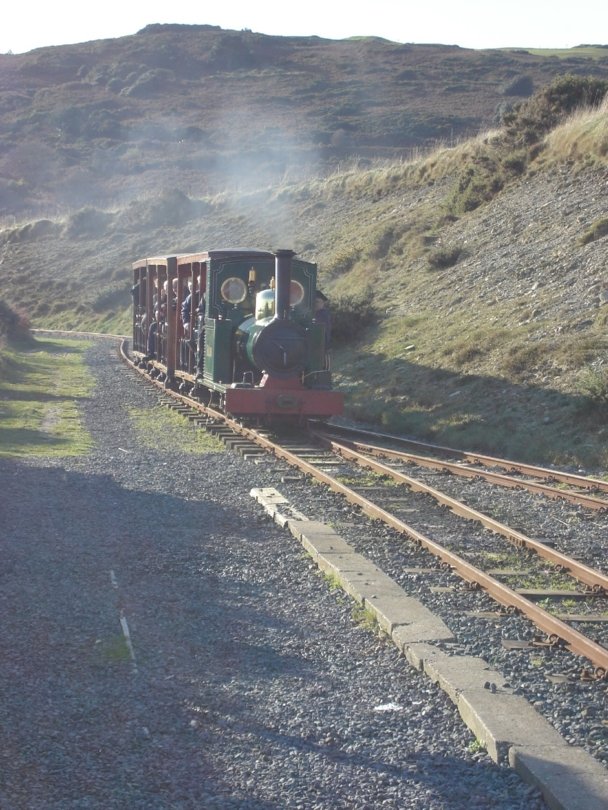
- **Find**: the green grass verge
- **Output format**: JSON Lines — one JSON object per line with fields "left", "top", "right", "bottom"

{"left": 0, "top": 338, "right": 95, "bottom": 458}
{"left": 126, "top": 405, "right": 226, "bottom": 454}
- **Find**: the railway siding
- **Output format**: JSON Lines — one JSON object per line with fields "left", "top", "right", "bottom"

{"left": 251, "top": 487, "right": 608, "bottom": 810}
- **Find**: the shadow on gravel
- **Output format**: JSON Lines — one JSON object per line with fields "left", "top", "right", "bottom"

{"left": 0, "top": 457, "right": 546, "bottom": 809}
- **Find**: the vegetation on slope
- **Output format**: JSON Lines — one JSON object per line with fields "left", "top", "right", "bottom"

{"left": 314, "top": 77, "right": 608, "bottom": 468}
{"left": 2, "top": 65, "right": 608, "bottom": 469}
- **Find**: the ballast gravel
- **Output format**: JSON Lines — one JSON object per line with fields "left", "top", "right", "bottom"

{"left": 0, "top": 337, "right": 551, "bottom": 809}
{"left": 289, "top": 445, "right": 608, "bottom": 769}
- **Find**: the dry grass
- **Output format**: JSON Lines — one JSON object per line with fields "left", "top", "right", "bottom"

{"left": 542, "top": 95, "right": 608, "bottom": 163}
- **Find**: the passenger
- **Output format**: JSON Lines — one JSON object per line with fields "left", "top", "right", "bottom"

{"left": 146, "top": 283, "right": 167, "bottom": 359}
{"left": 181, "top": 283, "right": 197, "bottom": 336}
{"left": 141, "top": 277, "right": 158, "bottom": 337}
{"left": 182, "top": 284, "right": 205, "bottom": 337}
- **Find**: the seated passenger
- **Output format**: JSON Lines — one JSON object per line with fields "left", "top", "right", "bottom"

{"left": 146, "top": 289, "right": 167, "bottom": 359}
{"left": 181, "top": 284, "right": 195, "bottom": 335}
{"left": 182, "top": 285, "right": 204, "bottom": 337}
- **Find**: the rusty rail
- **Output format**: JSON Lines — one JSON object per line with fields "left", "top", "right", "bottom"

{"left": 318, "top": 423, "right": 608, "bottom": 494}
{"left": 316, "top": 431, "right": 608, "bottom": 511}
{"left": 310, "top": 432, "right": 608, "bottom": 595}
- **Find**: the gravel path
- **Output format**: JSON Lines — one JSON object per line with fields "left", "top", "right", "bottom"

{"left": 0, "top": 338, "right": 548, "bottom": 809}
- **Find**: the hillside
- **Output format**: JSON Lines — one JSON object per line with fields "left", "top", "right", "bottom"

{"left": 1, "top": 26, "right": 608, "bottom": 470}
{"left": 2, "top": 24, "right": 608, "bottom": 218}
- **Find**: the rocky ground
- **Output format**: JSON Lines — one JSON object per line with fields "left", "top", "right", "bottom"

{"left": 0, "top": 338, "right": 548, "bottom": 809}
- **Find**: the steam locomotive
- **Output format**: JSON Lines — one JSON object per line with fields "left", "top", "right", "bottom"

{"left": 131, "top": 248, "right": 343, "bottom": 422}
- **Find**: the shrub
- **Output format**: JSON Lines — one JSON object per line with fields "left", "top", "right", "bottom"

{"left": 427, "top": 244, "right": 462, "bottom": 270}
{"left": 502, "top": 342, "right": 546, "bottom": 378}
{"left": 501, "top": 75, "right": 608, "bottom": 149}
{"left": 122, "top": 189, "right": 200, "bottom": 229}
{"left": 577, "top": 361, "right": 608, "bottom": 405}
{"left": 443, "top": 78, "right": 608, "bottom": 216}
{"left": 330, "top": 288, "right": 376, "bottom": 345}
{"left": 502, "top": 151, "right": 528, "bottom": 174}
{"left": 91, "top": 284, "right": 130, "bottom": 314}
{"left": 446, "top": 163, "right": 504, "bottom": 214}
{"left": 7, "top": 219, "right": 59, "bottom": 243}
{"left": 494, "top": 100, "right": 515, "bottom": 125}
{"left": 578, "top": 216, "right": 608, "bottom": 245}
{"left": 501, "top": 75, "right": 534, "bottom": 97}
{"left": 0, "top": 299, "right": 31, "bottom": 342}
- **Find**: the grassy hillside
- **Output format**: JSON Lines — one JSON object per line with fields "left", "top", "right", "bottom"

{"left": 1, "top": 28, "right": 608, "bottom": 470}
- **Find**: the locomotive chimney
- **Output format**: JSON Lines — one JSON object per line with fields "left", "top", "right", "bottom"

{"left": 274, "top": 248, "right": 295, "bottom": 320}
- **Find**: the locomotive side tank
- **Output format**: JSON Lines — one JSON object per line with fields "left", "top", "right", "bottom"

{"left": 131, "top": 248, "right": 343, "bottom": 422}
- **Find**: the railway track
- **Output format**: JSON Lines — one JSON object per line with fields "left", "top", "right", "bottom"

{"left": 121, "top": 340, "right": 608, "bottom": 680}
{"left": 314, "top": 422, "right": 608, "bottom": 510}
{"left": 278, "top": 431, "right": 608, "bottom": 676}
{"left": 12, "top": 330, "right": 606, "bottom": 807}
{"left": 118, "top": 338, "right": 608, "bottom": 805}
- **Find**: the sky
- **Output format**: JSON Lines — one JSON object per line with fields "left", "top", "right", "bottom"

{"left": 2, "top": 0, "right": 608, "bottom": 55}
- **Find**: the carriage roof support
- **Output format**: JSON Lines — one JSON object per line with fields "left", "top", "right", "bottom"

{"left": 166, "top": 255, "right": 177, "bottom": 384}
